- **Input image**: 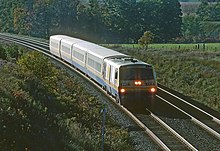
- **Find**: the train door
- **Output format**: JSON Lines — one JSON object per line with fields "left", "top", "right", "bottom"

{"left": 84, "top": 53, "right": 87, "bottom": 68}
{"left": 110, "top": 66, "right": 117, "bottom": 85}
{"left": 110, "top": 66, "right": 119, "bottom": 87}
{"left": 104, "top": 62, "right": 111, "bottom": 84}
{"left": 58, "top": 39, "right": 62, "bottom": 58}
{"left": 110, "top": 66, "right": 114, "bottom": 85}
{"left": 102, "top": 61, "right": 106, "bottom": 79}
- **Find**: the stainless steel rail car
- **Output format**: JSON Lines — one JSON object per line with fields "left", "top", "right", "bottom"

{"left": 50, "top": 35, "right": 157, "bottom": 108}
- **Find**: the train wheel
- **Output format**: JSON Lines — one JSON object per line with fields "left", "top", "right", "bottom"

{"left": 116, "top": 95, "right": 121, "bottom": 106}
{"left": 104, "top": 86, "right": 110, "bottom": 95}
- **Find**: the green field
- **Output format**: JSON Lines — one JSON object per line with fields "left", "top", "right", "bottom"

{"left": 106, "top": 43, "right": 220, "bottom": 52}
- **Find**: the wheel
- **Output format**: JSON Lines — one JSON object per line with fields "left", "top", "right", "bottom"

{"left": 116, "top": 95, "right": 122, "bottom": 106}
{"left": 104, "top": 86, "right": 110, "bottom": 94}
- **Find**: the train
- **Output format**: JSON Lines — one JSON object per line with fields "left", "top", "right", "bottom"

{"left": 49, "top": 35, "right": 157, "bottom": 108}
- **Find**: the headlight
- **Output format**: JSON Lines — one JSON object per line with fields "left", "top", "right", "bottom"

{"left": 150, "top": 87, "right": 156, "bottom": 93}
{"left": 135, "top": 81, "right": 142, "bottom": 86}
{"left": 120, "top": 88, "right": 126, "bottom": 93}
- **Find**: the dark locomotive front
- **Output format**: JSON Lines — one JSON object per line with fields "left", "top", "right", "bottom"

{"left": 118, "top": 64, "right": 157, "bottom": 108}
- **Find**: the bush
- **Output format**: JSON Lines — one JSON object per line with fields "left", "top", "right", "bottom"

{"left": 0, "top": 50, "right": 134, "bottom": 150}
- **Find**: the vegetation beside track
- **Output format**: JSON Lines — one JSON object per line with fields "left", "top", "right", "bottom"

{"left": 108, "top": 45, "right": 220, "bottom": 113}
{"left": 0, "top": 44, "right": 134, "bottom": 151}
{"left": 107, "top": 43, "right": 220, "bottom": 52}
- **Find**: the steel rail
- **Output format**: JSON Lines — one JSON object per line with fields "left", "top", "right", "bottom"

{"left": 157, "top": 95, "right": 220, "bottom": 141}
{"left": 149, "top": 112, "right": 198, "bottom": 151}
{"left": 0, "top": 33, "right": 48, "bottom": 46}
{"left": 158, "top": 86, "right": 220, "bottom": 125}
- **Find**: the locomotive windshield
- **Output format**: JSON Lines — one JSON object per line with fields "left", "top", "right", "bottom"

{"left": 120, "top": 65, "right": 154, "bottom": 80}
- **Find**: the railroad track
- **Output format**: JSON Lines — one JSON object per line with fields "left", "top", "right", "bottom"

{"left": 125, "top": 107, "right": 197, "bottom": 151}
{"left": 1, "top": 33, "right": 220, "bottom": 150}
{"left": 157, "top": 86, "right": 220, "bottom": 140}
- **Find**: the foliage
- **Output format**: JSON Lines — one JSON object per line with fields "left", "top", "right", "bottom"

{"left": 0, "top": 45, "right": 7, "bottom": 59}
{"left": 0, "top": 43, "right": 26, "bottom": 60}
{"left": 0, "top": 0, "right": 182, "bottom": 43}
{"left": 180, "top": 2, "right": 220, "bottom": 42}
{"left": 197, "top": 1, "right": 220, "bottom": 21}
{"left": 0, "top": 49, "right": 134, "bottom": 150}
{"left": 202, "top": 21, "right": 220, "bottom": 38}
{"left": 138, "top": 31, "right": 154, "bottom": 50}
{"left": 182, "top": 14, "right": 203, "bottom": 37}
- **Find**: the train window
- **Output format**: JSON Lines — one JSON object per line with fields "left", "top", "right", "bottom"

{"left": 95, "top": 62, "right": 101, "bottom": 72}
{"left": 120, "top": 66, "right": 154, "bottom": 80}
{"left": 115, "top": 70, "right": 118, "bottom": 79}
{"left": 61, "top": 45, "right": 70, "bottom": 54}
{"left": 73, "top": 51, "right": 84, "bottom": 62}
{"left": 88, "top": 58, "right": 94, "bottom": 67}
{"left": 88, "top": 58, "right": 101, "bottom": 72}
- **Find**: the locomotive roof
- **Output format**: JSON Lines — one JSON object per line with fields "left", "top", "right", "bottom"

{"left": 104, "top": 57, "right": 151, "bottom": 68}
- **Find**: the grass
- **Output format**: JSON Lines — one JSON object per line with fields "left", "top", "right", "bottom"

{"left": 105, "top": 43, "right": 220, "bottom": 52}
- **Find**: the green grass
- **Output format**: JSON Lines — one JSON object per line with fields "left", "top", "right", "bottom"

{"left": 105, "top": 43, "right": 220, "bottom": 52}
{"left": 149, "top": 43, "right": 220, "bottom": 52}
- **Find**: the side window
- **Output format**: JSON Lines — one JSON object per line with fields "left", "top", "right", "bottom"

{"left": 115, "top": 70, "right": 118, "bottom": 79}
{"left": 114, "top": 69, "right": 118, "bottom": 86}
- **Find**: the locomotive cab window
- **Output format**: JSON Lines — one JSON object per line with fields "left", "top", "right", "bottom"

{"left": 120, "top": 65, "right": 154, "bottom": 80}
{"left": 115, "top": 70, "right": 118, "bottom": 79}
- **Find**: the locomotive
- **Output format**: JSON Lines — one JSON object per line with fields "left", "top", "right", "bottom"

{"left": 49, "top": 35, "right": 157, "bottom": 108}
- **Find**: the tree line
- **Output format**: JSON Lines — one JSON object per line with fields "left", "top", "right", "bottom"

{"left": 0, "top": 0, "right": 220, "bottom": 43}
{"left": 181, "top": 1, "right": 220, "bottom": 43}
{"left": 0, "top": 0, "right": 182, "bottom": 43}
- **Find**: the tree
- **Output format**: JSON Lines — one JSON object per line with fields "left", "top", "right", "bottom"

{"left": 182, "top": 14, "right": 204, "bottom": 36}
{"left": 156, "top": 0, "right": 182, "bottom": 42}
{"left": 101, "top": 0, "right": 146, "bottom": 43}
{"left": 0, "top": 45, "right": 7, "bottom": 60}
{"left": 13, "top": 7, "right": 31, "bottom": 34}
{"left": 209, "top": 2, "right": 220, "bottom": 21}
{"left": 0, "top": 0, "right": 183, "bottom": 43}
{"left": 0, "top": 0, "right": 16, "bottom": 33}
{"left": 138, "top": 31, "right": 154, "bottom": 50}
{"left": 197, "top": 1, "right": 210, "bottom": 21}
{"left": 137, "top": 0, "right": 182, "bottom": 42}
